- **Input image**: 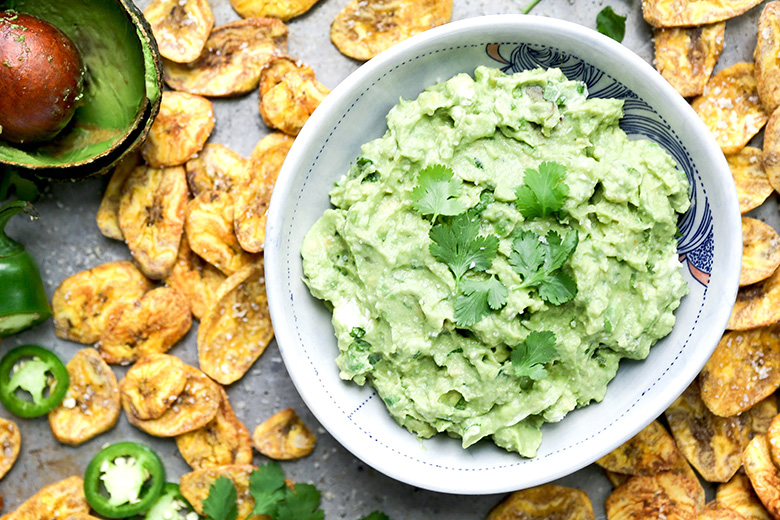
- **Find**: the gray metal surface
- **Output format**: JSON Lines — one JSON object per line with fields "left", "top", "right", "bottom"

{"left": 0, "top": 0, "right": 768, "bottom": 518}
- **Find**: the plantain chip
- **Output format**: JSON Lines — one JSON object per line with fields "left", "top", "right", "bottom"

{"left": 595, "top": 420, "right": 680, "bottom": 476}
{"left": 740, "top": 396, "right": 779, "bottom": 451}
{"left": 119, "top": 353, "right": 188, "bottom": 421}
{"left": 700, "top": 325, "right": 780, "bottom": 417}
{"left": 163, "top": 18, "right": 288, "bottom": 97}
{"left": 144, "top": 0, "right": 214, "bottom": 64}
{"left": 763, "top": 107, "right": 780, "bottom": 194}
{"left": 197, "top": 263, "right": 272, "bottom": 385}
{"left": 52, "top": 261, "right": 153, "bottom": 344}
{"left": 229, "top": 0, "right": 320, "bottom": 21}
{"left": 0, "top": 418, "right": 19, "bottom": 480}
{"left": 48, "top": 349, "right": 120, "bottom": 446}
{"left": 743, "top": 434, "right": 780, "bottom": 519}
{"left": 605, "top": 470, "right": 701, "bottom": 520}
{"left": 741, "top": 217, "right": 780, "bottom": 287}
{"left": 185, "top": 190, "right": 256, "bottom": 275}
{"left": 604, "top": 471, "right": 631, "bottom": 488}
{"left": 642, "top": 0, "right": 763, "bottom": 27}
{"left": 691, "top": 62, "right": 768, "bottom": 155}
{"left": 258, "top": 57, "right": 329, "bottom": 136}
{"left": 118, "top": 165, "right": 188, "bottom": 280}
{"left": 755, "top": 2, "right": 780, "bottom": 114}
{"left": 179, "top": 464, "right": 257, "bottom": 520}
{"left": 98, "top": 287, "right": 192, "bottom": 365}
{"left": 251, "top": 408, "right": 316, "bottom": 460}
{"left": 664, "top": 378, "right": 742, "bottom": 483}
{"left": 234, "top": 132, "right": 294, "bottom": 253}
{"left": 717, "top": 472, "right": 772, "bottom": 520}
{"left": 185, "top": 143, "right": 248, "bottom": 199}
{"left": 653, "top": 23, "right": 725, "bottom": 98}
{"left": 727, "top": 146, "right": 773, "bottom": 214}
{"left": 124, "top": 362, "right": 221, "bottom": 437}
{"left": 330, "top": 0, "right": 453, "bottom": 61}
{"left": 486, "top": 484, "right": 594, "bottom": 520}
{"left": 141, "top": 91, "right": 215, "bottom": 168}
{"left": 699, "top": 502, "right": 750, "bottom": 520}
{"left": 175, "top": 387, "right": 252, "bottom": 470}
{"left": 728, "top": 268, "right": 780, "bottom": 330}
{"left": 165, "top": 234, "right": 227, "bottom": 321}
{"left": 0, "top": 476, "right": 89, "bottom": 520}
{"left": 96, "top": 151, "right": 139, "bottom": 241}
{"left": 767, "top": 414, "right": 780, "bottom": 468}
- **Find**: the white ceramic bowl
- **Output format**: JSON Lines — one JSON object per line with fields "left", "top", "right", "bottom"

{"left": 265, "top": 14, "right": 741, "bottom": 495}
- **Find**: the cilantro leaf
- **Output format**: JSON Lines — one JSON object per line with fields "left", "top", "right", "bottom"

{"left": 511, "top": 331, "right": 558, "bottom": 380}
{"left": 454, "top": 275, "right": 508, "bottom": 326}
{"left": 360, "top": 513, "right": 391, "bottom": 520}
{"left": 277, "top": 483, "right": 324, "bottom": 520}
{"left": 250, "top": 463, "right": 287, "bottom": 517}
{"left": 411, "top": 164, "right": 466, "bottom": 222}
{"left": 429, "top": 212, "right": 499, "bottom": 282}
{"left": 515, "top": 161, "right": 569, "bottom": 219}
{"left": 203, "top": 477, "right": 238, "bottom": 520}
{"left": 509, "top": 229, "right": 578, "bottom": 305}
{"left": 596, "top": 6, "right": 627, "bottom": 42}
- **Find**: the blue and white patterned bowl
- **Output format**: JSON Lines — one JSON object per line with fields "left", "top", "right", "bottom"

{"left": 265, "top": 15, "right": 741, "bottom": 494}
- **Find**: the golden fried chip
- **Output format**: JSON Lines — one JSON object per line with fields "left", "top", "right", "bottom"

{"left": 52, "top": 261, "right": 153, "bottom": 344}
{"left": 331, "top": 0, "right": 453, "bottom": 61}
{"left": 739, "top": 396, "right": 778, "bottom": 449}
{"left": 728, "top": 268, "right": 780, "bottom": 330}
{"left": 0, "top": 418, "right": 19, "bottom": 480}
{"left": 165, "top": 234, "right": 227, "bottom": 320}
{"left": 185, "top": 143, "right": 248, "bottom": 198}
{"left": 767, "top": 414, "right": 780, "bottom": 467}
{"left": 642, "top": 0, "right": 763, "bottom": 27}
{"left": 229, "top": 0, "right": 320, "bottom": 21}
{"left": 664, "top": 379, "right": 742, "bottom": 482}
{"left": 120, "top": 353, "right": 189, "bottom": 420}
{"left": 727, "top": 147, "right": 774, "bottom": 214}
{"left": 595, "top": 420, "right": 679, "bottom": 476}
{"left": 755, "top": 2, "right": 780, "bottom": 113}
{"left": 258, "top": 57, "right": 329, "bottom": 136}
{"left": 48, "top": 349, "right": 120, "bottom": 446}
{"left": 0, "top": 476, "right": 89, "bottom": 520}
{"left": 653, "top": 23, "right": 724, "bottom": 98}
{"left": 175, "top": 387, "right": 252, "bottom": 470}
{"left": 141, "top": 91, "right": 215, "bottom": 168}
{"left": 98, "top": 287, "right": 192, "bottom": 365}
{"left": 605, "top": 470, "right": 700, "bottom": 520}
{"left": 700, "top": 325, "right": 780, "bottom": 416}
{"left": 96, "top": 151, "right": 139, "bottom": 241}
{"left": 144, "top": 0, "right": 214, "bottom": 64}
{"left": 486, "top": 484, "right": 594, "bottom": 520}
{"left": 763, "top": 108, "right": 780, "bottom": 194}
{"left": 699, "top": 502, "right": 749, "bottom": 520}
{"left": 741, "top": 217, "right": 780, "bottom": 287}
{"left": 125, "top": 364, "right": 221, "bottom": 437}
{"left": 604, "top": 471, "right": 631, "bottom": 488}
{"left": 179, "top": 465, "right": 257, "bottom": 520}
{"left": 691, "top": 63, "right": 768, "bottom": 155}
{"left": 252, "top": 408, "right": 316, "bottom": 460}
{"left": 163, "top": 18, "right": 288, "bottom": 97}
{"left": 717, "top": 473, "right": 772, "bottom": 520}
{"left": 743, "top": 434, "right": 780, "bottom": 519}
{"left": 198, "top": 263, "right": 273, "bottom": 385}
{"left": 185, "top": 190, "right": 256, "bottom": 275}
{"left": 234, "top": 132, "right": 294, "bottom": 253}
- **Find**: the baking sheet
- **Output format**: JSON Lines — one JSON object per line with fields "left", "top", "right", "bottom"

{"left": 0, "top": 0, "right": 770, "bottom": 517}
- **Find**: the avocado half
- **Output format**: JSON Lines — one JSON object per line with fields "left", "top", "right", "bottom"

{"left": 0, "top": 0, "right": 163, "bottom": 180}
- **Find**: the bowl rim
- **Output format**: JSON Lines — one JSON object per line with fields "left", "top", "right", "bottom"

{"left": 266, "top": 13, "right": 741, "bottom": 494}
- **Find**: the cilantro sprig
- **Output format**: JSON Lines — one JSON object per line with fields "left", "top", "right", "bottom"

{"left": 411, "top": 164, "right": 466, "bottom": 223}
{"left": 203, "top": 477, "right": 239, "bottom": 520}
{"left": 509, "top": 229, "right": 578, "bottom": 305}
{"left": 511, "top": 330, "right": 559, "bottom": 380}
{"left": 515, "top": 161, "right": 569, "bottom": 219}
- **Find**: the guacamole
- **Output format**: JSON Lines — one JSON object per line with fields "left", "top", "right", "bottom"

{"left": 301, "top": 66, "right": 690, "bottom": 457}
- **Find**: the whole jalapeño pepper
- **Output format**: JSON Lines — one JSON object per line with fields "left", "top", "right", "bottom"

{"left": 0, "top": 200, "right": 52, "bottom": 337}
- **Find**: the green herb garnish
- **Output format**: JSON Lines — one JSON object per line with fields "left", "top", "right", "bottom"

{"left": 429, "top": 212, "right": 498, "bottom": 283}
{"left": 454, "top": 275, "right": 508, "bottom": 326}
{"left": 511, "top": 330, "right": 559, "bottom": 380}
{"left": 411, "top": 164, "right": 466, "bottom": 223}
{"left": 509, "top": 229, "right": 578, "bottom": 305}
{"left": 515, "top": 161, "right": 569, "bottom": 219}
{"left": 596, "top": 6, "right": 627, "bottom": 42}
{"left": 202, "top": 477, "right": 238, "bottom": 520}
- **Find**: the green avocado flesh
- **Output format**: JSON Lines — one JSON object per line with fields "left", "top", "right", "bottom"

{"left": 0, "top": 0, "right": 153, "bottom": 166}
{"left": 301, "top": 66, "right": 690, "bottom": 457}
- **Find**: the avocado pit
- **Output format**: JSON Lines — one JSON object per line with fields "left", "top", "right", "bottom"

{"left": 0, "top": 11, "right": 85, "bottom": 144}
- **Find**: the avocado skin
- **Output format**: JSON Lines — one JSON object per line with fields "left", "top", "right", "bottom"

{"left": 0, "top": 0, "right": 163, "bottom": 181}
